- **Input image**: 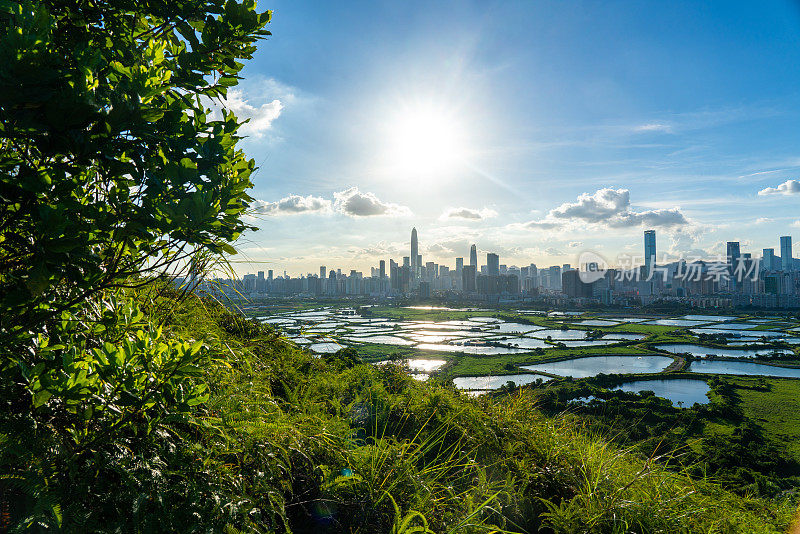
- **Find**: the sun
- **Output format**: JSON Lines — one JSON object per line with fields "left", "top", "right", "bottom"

{"left": 385, "top": 103, "right": 465, "bottom": 176}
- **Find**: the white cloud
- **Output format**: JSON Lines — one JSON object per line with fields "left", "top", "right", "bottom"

{"left": 545, "top": 247, "right": 566, "bottom": 256}
{"left": 223, "top": 89, "right": 283, "bottom": 137}
{"left": 333, "top": 187, "right": 412, "bottom": 217}
{"left": 439, "top": 207, "right": 498, "bottom": 221}
{"left": 568, "top": 241, "right": 583, "bottom": 248}
{"left": 606, "top": 208, "right": 689, "bottom": 228}
{"left": 518, "top": 188, "right": 689, "bottom": 230}
{"left": 515, "top": 220, "right": 562, "bottom": 230}
{"left": 634, "top": 122, "right": 673, "bottom": 134}
{"left": 253, "top": 188, "right": 412, "bottom": 219}
{"left": 793, "top": 220, "right": 800, "bottom": 228}
{"left": 205, "top": 77, "right": 301, "bottom": 138}
{"left": 758, "top": 179, "right": 800, "bottom": 196}
{"left": 551, "top": 188, "right": 632, "bottom": 223}
{"left": 251, "top": 194, "right": 331, "bottom": 216}
{"left": 755, "top": 217, "right": 773, "bottom": 224}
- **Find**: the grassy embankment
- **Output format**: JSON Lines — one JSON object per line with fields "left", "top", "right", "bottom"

{"left": 147, "top": 291, "right": 798, "bottom": 531}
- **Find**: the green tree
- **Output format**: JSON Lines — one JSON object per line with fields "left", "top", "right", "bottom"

{"left": 0, "top": 0, "right": 271, "bottom": 529}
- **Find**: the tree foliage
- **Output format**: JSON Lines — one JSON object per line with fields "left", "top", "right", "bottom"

{"left": 0, "top": 0, "right": 269, "bottom": 341}
{"left": 0, "top": 0, "right": 270, "bottom": 529}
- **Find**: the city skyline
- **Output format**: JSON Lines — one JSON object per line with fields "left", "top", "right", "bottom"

{"left": 232, "top": 226, "right": 796, "bottom": 280}
{"left": 218, "top": 1, "right": 800, "bottom": 275}
{"left": 223, "top": 226, "right": 800, "bottom": 309}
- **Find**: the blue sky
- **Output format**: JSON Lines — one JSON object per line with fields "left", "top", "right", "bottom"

{"left": 225, "top": 0, "right": 800, "bottom": 275}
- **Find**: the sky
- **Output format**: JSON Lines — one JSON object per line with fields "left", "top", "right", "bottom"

{"left": 222, "top": 0, "right": 800, "bottom": 276}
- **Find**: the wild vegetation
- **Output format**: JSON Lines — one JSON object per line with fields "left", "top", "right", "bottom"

{"left": 1, "top": 0, "right": 798, "bottom": 531}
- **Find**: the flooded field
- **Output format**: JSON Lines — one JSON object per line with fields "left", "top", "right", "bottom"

{"left": 255, "top": 306, "right": 800, "bottom": 392}
{"left": 614, "top": 379, "right": 710, "bottom": 407}
{"left": 522, "top": 355, "right": 673, "bottom": 378}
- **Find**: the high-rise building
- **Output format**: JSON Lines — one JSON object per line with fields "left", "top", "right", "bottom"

{"left": 379, "top": 260, "right": 386, "bottom": 279}
{"left": 762, "top": 248, "right": 775, "bottom": 271}
{"left": 726, "top": 242, "right": 740, "bottom": 266}
{"left": 726, "top": 241, "right": 741, "bottom": 289}
{"left": 411, "top": 228, "right": 418, "bottom": 277}
{"left": 644, "top": 230, "right": 656, "bottom": 275}
{"left": 487, "top": 253, "right": 499, "bottom": 276}
{"left": 320, "top": 266, "right": 326, "bottom": 280}
{"left": 469, "top": 244, "right": 477, "bottom": 268}
{"left": 455, "top": 257, "right": 463, "bottom": 275}
{"left": 462, "top": 265, "right": 477, "bottom": 292}
{"left": 257, "top": 271, "right": 265, "bottom": 292}
{"left": 781, "top": 236, "right": 793, "bottom": 271}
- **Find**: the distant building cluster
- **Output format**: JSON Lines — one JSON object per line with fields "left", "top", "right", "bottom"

{"left": 192, "top": 228, "right": 800, "bottom": 308}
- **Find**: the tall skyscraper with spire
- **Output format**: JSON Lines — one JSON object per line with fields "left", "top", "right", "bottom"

{"left": 469, "top": 244, "right": 477, "bottom": 269}
{"left": 410, "top": 228, "right": 418, "bottom": 278}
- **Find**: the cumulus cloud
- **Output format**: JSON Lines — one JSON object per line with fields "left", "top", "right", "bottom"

{"left": 568, "top": 241, "right": 583, "bottom": 248}
{"left": 665, "top": 226, "right": 710, "bottom": 258}
{"left": 551, "top": 188, "right": 632, "bottom": 223}
{"left": 519, "top": 188, "right": 689, "bottom": 230}
{"left": 224, "top": 89, "right": 284, "bottom": 137}
{"left": 545, "top": 247, "right": 566, "bottom": 256}
{"left": 250, "top": 188, "right": 411, "bottom": 219}
{"left": 606, "top": 208, "right": 688, "bottom": 228}
{"left": 333, "top": 187, "right": 412, "bottom": 217}
{"left": 439, "top": 207, "right": 498, "bottom": 221}
{"left": 205, "top": 78, "right": 301, "bottom": 138}
{"left": 251, "top": 194, "right": 331, "bottom": 216}
{"left": 755, "top": 217, "right": 773, "bottom": 224}
{"left": 758, "top": 179, "right": 800, "bottom": 196}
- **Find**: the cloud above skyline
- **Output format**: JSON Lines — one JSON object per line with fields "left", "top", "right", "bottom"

{"left": 252, "top": 194, "right": 332, "bottom": 216}
{"left": 254, "top": 188, "right": 412, "bottom": 218}
{"left": 758, "top": 179, "right": 800, "bottom": 196}
{"left": 439, "top": 207, "right": 498, "bottom": 221}
{"left": 521, "top": 188, "right": 690, "bottom": 230}
{"left": 333, "top": 187, "right": 413, "bottom": 217}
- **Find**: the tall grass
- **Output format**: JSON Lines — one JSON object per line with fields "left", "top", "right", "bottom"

{"left": 127, "top": 287, "right": 797, "bottom": 532}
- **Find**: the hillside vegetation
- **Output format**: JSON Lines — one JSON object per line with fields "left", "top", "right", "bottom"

{"left": 0, "top": 1, "right": 797, "bottom": 531}
{"left": 4, "top": 286, "right": 795, "bottom": 531}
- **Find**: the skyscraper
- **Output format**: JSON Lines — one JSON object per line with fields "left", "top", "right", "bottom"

{"left": 487, "top": 253, "right": 499, "bottom": 276}
{"left": 379, "top": 260, "right": 385, "bottom": 279}
{"left": 411, "top": 228, "right": 418, "bottom": 277}
{"left": 762, "top": 248, "right": 775, "bottom": 271}
{"left": 455, "top": 257, "right": 463, "bottom": 275}
{"left": 726, "top": 241, "right": 740, "bottom": 267}
{"left": 469, "top": 244, "right": 477, "bottom": 268}
{"left": 320, "top": 266, "right": 326, "bottom": 280}
{"left": 781, "top": 236, "right": 793, "bottom": 271}
{"left": 644, "top": 230, "right": 656, "bottom": 276}
{"left": 462, "top": 265, "right": 477, "bottom": 292}
{"left": 727, "top": 241, "right": 741, "bottom": 289}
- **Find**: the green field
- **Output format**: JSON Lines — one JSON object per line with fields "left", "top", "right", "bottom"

{"left": 732, "top": 377, "right": 800, "bottom": 460}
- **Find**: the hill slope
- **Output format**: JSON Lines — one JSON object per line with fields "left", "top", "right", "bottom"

{"left": 3, "top": 287, "right": 796, "bottom": 532}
